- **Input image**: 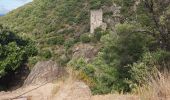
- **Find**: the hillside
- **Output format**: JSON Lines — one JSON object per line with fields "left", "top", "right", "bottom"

{"left": 0, "top": 0, "right": 119, "bottom": 92}
{"left": 0, "top": 0, "right": 113, "bottom": 34}
{"left": 0, "top": 0, "right": 170, "bottom": 97}
{"left": 0, "top": 0, "right": 116, "bottom": 65}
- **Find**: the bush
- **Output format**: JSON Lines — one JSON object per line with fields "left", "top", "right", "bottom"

{"left": 64, "top": 38, "right": 75, "bottom": 49}
{"left": 39, "top": 49, "right": 52, "bottom": 59}
{"left": 0, "top": 25, "right": 37, "bottom": 78}
{"left": 90, "top": 0, "right": 113, "bottom": 9}
{"left": 80, "top": 34, "right": 91, "bottom": 43}
{"left": 94, "top": 28, "right": 104, "bottom": 41}
{"left": 130, "top": 50, "right": 170, "bottom": 86}
{"left": 47, "top": 36, "right": 65, "bottom": 45}
{"left": 90, "top": 0, "right": 102, "bottom": 9}
{"left": 68, "top": 57, "right": 95, "bottom": 86}
{"left": 68, "top": 56, "right": 117, "bottom": 94}
{"left": 28, "top": 56, "right": 40, "bottom": 68}
{"left": 70, "top": 23, "right": 156, "bottom": 94}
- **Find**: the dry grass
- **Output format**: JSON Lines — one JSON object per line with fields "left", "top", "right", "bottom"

{"left": 139, "top": 71, "right": 170, "bottom": 100}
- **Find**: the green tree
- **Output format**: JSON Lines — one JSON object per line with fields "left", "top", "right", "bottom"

{"left": 115, "top": 0, "right": 170, "bottom": 51}
{"left": 0, "top": 25, "right": 37, "bottom": 78}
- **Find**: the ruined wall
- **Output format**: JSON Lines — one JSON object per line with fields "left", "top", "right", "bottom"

{"left": 90, "top": 10, "right": 103, "bottom": 33}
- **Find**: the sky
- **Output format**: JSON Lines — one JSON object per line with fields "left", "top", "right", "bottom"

{"left": 0, "top": 0, "right": 32, "bottom": 14}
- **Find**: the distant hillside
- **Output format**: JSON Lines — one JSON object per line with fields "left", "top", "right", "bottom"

{"left": 0, "top": 0, "right": 115, "bottom": 64}
{"left": 0, "top": 0, "right": 113, "bottom": 35}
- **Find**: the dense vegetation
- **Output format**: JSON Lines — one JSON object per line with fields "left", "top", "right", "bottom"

{"left": 0, "top": 0, "right": 114, "bottom": 65}
{"left": 69, "top": 0, "right": 170, "bottom": 94}
{"left": 0, "top": 0, "right": 169, "bottom": 95}
{"left": 0, "top": 25, "right": 37, "bottom": 90}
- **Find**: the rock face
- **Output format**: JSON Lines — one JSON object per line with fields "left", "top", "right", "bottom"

{"left": 72, "top": 43, "right": 100, "bottom": 62}
{"left": 24, "top": 60, "right": 66, "bottom": 86}
{"left": 90, "top": 9, "right": 103, "bottom": 33}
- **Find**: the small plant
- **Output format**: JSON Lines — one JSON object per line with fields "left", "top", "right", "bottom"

{"left": 39, "top": 49, "right": 52, "bottom": 59}
{"left": 28, "top": 56, "right": 39, "bottom": 68}
{"left": 80, "top": 34, "right": 91, "bottom": 43}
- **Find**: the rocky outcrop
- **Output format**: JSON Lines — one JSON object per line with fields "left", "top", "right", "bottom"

{"left": 72, "top": 43, "right": 100, "bottom": 62}
{"left": 24, "top": 60, "right": 67, "bottom": 86}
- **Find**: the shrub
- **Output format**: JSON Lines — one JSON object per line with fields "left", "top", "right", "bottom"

{"left": 94, "top": 28, "right": 103, "bottom": 41}
{"left": 90, "top": 0, "right": 113, "bottom": 9}
{"left": 39, "top": 49, "right": 52, "bottom": 59}
{"left": 64, "top": 38, "right": 75, "bottom": 49}
{"left": 28, "top": 56, "right": 41, "bottom": 69}
{"left": 0, "top": 25, "right": 37, "bottom": 78}
{"left": 80, "top": 34, "right": 91, "bottom": 43}
{"left": 68, "top": 58, "right": 95, "bottom": 86}
{"left": 68, "top": 56, "right": 117, "bottom": 94}
{"left": 130, "top": 50, "right": 170, "bottom": 86}
{"left": 47, "top": 36, "right": 65, "bottom": 45}
{"left": 90, "top": 0, "right": 102, "bottom": 9}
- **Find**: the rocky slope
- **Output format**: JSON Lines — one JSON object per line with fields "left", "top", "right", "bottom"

{"left": 0, "top": 60, "right": 138, "bottom": 100}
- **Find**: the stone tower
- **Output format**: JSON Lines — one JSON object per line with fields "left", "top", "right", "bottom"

{"left": 90, "top": 9, "right": 103, "bottom": 33}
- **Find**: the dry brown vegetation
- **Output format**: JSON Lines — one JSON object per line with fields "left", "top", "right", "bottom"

{"left": 138, "top": 71, "right": 170, "bottom": 100}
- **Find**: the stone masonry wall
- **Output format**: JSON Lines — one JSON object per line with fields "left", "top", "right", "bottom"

{"left": 90, "top": 10, "right": 103, "bottom": 33}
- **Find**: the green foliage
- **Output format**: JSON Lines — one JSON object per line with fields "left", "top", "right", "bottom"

{"left": 28, "top": 56, "right": 39, "bottom": 68}
{"left": 115, "top": 0, "right": 170, "bottom": 51}
{"left": 39, "top": 49, "right": 52, "bottom": 59}
{"left": 94, "top": 28, "right": 103, "bottom": 41}
{"left": 47, "top": 36, "right": 65, "bottom": 45}
{"left": 130, "top": 50, "right": 170, "bottom": 86}
{"left": 80, "top": 34, "right": 91, "bottom": 43}
{"left": 0, "top": 26, "right": 37, "bottom": 78}
{"left": 90, "top": 0, "right": 113, "bottom": 9}
{"left": 0, "top": 0, "right": 169, "bottom": 95}
{"left": 90, "top": 0, "right": 102, "bottom": 9}
{"left": 100, "top": 23, "right": 155, "bottom": 92}
{"left": 68, "top": 56, "right": 118, "bottom": 94}
{"left": 64, "top": 38, "right": 75, "bottom": 49}
{"left": 69, "top": 23, "right": 157, "bottom": 94}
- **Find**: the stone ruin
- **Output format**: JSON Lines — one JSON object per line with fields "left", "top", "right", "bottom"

{"left": 90, "top": 5, "right": 121, "bottom": 33}
{"left": 90, "top": 9, "right": 106, "bottom": 33}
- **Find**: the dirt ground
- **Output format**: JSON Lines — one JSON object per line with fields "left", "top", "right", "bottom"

{"left": 0, "top": 79, "right": 139, "bottom": 100}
